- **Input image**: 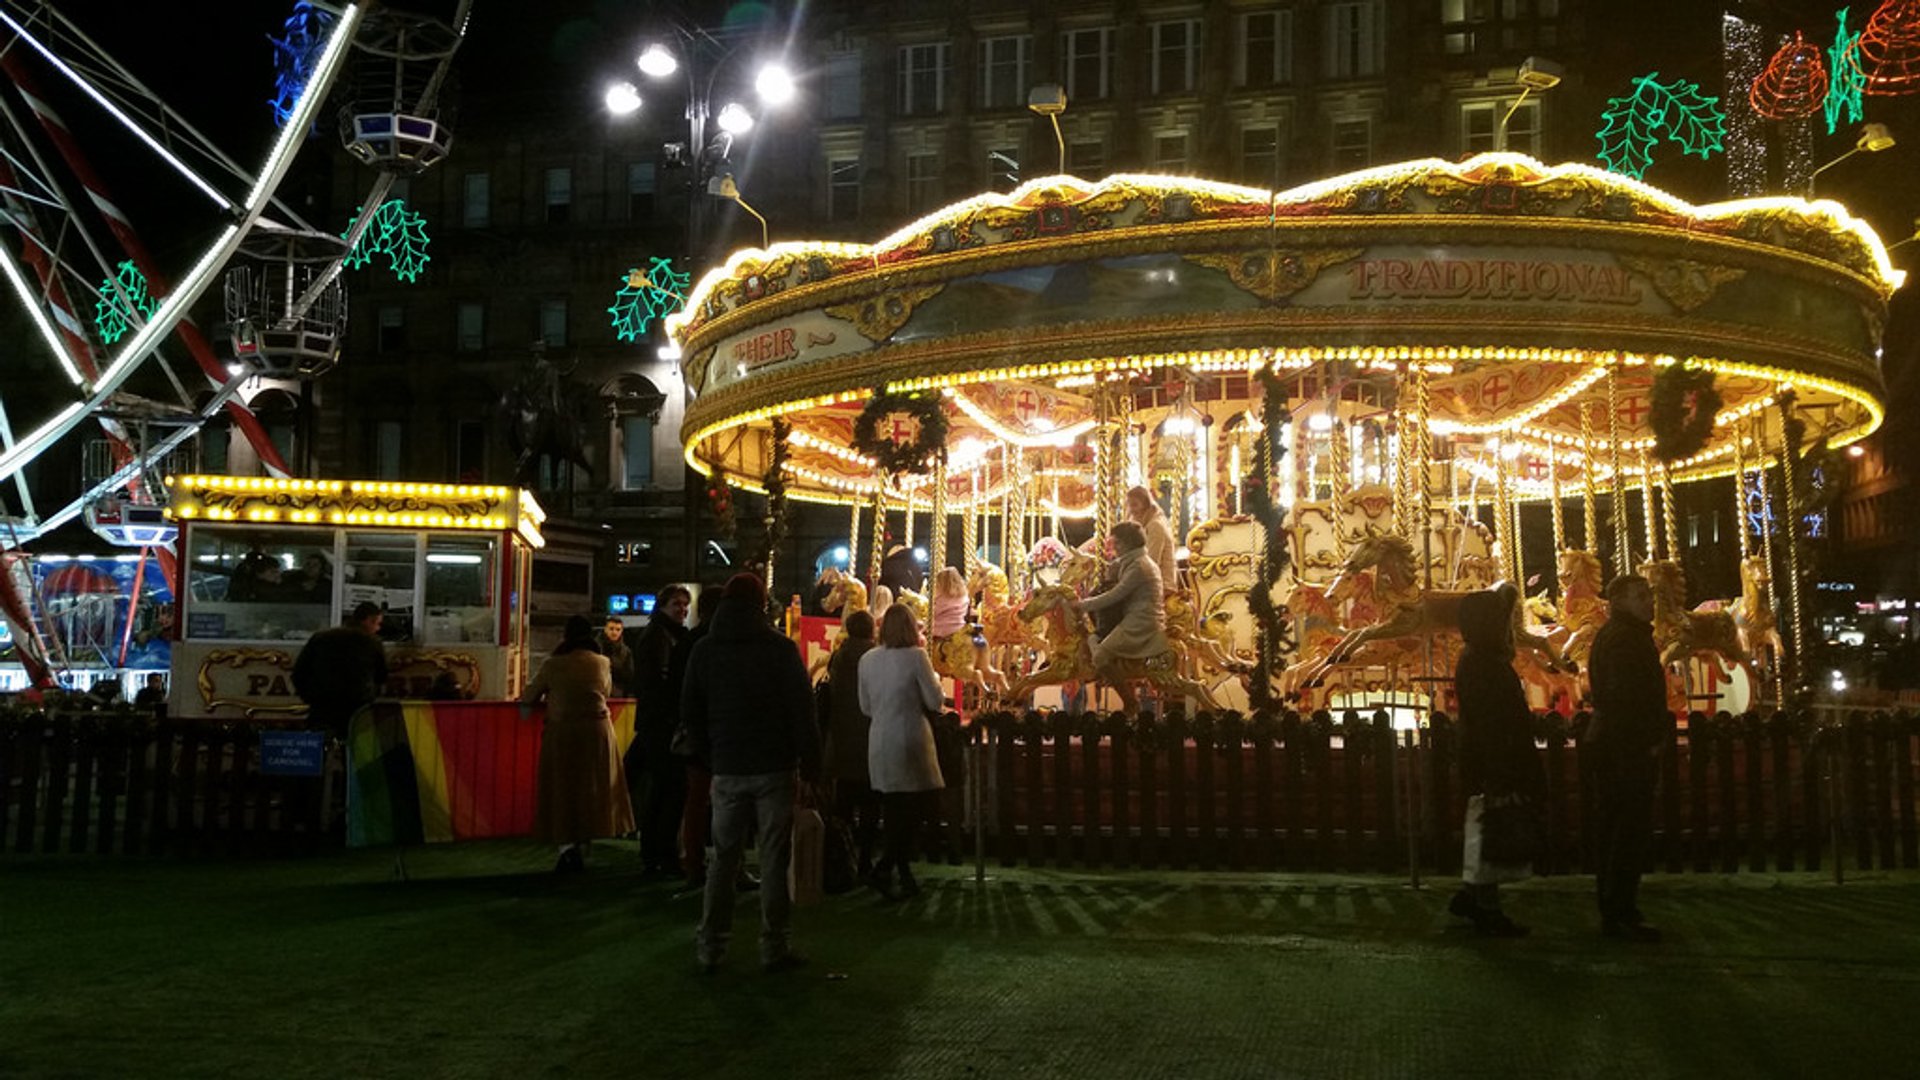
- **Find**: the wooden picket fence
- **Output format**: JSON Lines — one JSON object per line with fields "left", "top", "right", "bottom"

{"left": 0, "top": 711, "right": 338, "bottom": 857}
{"left": 4, "top": 706, "right": 1916, "bottom": 878}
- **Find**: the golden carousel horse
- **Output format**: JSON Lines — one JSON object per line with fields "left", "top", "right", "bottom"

{"left": 1165, "top": 593, "right": 1248, "bottom": 677}
{"left": 1643, "top": 559, "right": 1757, "bottom": 681}
{"left": 968, "top": 562, "right": 1043, "bottom": 655}
{"left": 1005, "top": 581, "right": 1220, "bottom": 712}
{"left": 1296, "top": 534, "right": 1571, "bottom": 692}
{"left": 817, "top": 566, "right": 869, "bottom": 616}
{"left": 1730, "top": 554, "right": 1783, "bottom": 673}
{"left": 1550, "top": 549, "right": 1609, "bottom": 666}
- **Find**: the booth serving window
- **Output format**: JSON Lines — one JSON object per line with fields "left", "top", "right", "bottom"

{"left": 423, "top": 536, "right": 497, "bottom": 644}
{"left": 183, "top": 528, "right": 334, "bottom": 642}
{"left": 344, "top": 531, "right": 418, "bottom": 643}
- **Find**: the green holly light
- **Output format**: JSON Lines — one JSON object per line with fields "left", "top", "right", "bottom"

{"left": 1594, "top": 73, "right": 1727, "bottom": 180}
{"left": 1825, "top": 7, "right": 1865, "bottom": 136}
{"left": 94, "top": 260, "right": 156, "bottom": 345}
{"left": 608, "top": 257, "right": 691, "bottom": 342}
{"left": 341, "top": 198, "right": 431, "bottom": 282}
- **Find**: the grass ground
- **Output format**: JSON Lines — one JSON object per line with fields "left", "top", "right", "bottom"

{"left": 4, "top": 843, "right": 1916, "bottom": 1079}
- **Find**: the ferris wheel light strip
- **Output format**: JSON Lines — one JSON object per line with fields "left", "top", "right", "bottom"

{"left": 0, "top": 241, "right": 84, "bottom": 386}
{"left": 0, "top": 10, "right": 234, "bottom": 212}
{"left": 0, "top": 5, "right": 363, "bottom": 487}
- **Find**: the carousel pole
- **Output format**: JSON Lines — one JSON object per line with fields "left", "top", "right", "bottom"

{"left": 903, "top": 490, "right": 915, "bottom": 556}
{"left": 1094, "top": 385, "right": 1114, "bottom": 542}
{"left": 1731, "top": 426, "right": 1750, "bottom": 561}
{"left": 1493, "top": 441, "right": 1517, "bottom": 585}
{"left": 1006, "top": 447, "right": 1028, "bottom": 585}
{"left": 1753, "top": 417, "right": 1781, "bottom": 696}
{"left": 1639, "top": 452, "right": 1661, "bottom": 565}
{"left": 1775, "top": 395, "right": 1808, "bottom": 687}
{"left": 1580, "top": 404, "right": 1600, "bottom": 552}
{"left": 870, "top": 489, "right": 888, "bottom": 588}
{"left": 929, "top": 465, "right": 948, "bottom": 627}
{"left": 1329, "top": 417, "right": 1351, "bottom": 561}
{"left": 1608, "top": 366, "right": 1633, "bottom": 574}
{"left": 1415, "top": 368, "right": 1433, "bottom": 556}
{"left": 1548, "top": 443, "right": 1567, "bottom": 560}
{"left": 1659, "top": 460, "right": 1681, "bottom": 570}
{"left": 849, "top": 500, "right": 864, "bottom": 584}
{"left": 963, "top": 469, "right": 980, "bottom": 570}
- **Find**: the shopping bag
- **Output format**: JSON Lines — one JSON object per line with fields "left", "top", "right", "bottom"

{"left": 1461, "top": 793, "right": 1533, "bottom": 886}
{"left": 821, "top": 814, "right": 860, "bottom": 894}
{"left": 789, "top": 806, "right": 825, "bottom": 906}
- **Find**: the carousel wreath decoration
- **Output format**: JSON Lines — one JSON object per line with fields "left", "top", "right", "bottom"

{"left": 1649, "top": 364, "right": 1722, "bottom": 463}
{"left": 853, "top": 390, "right": 949, "bottom": 475}
{"left": 756, "top": 418, "right": 791, "bottom": 571}
{"left": 705, "top": 471, "right": 735, "bottom": 539}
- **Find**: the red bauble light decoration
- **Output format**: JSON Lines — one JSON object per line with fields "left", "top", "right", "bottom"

{"left": 1849, "top": 0, "right": 1920, "bottom": 96}
{"left": 1750, "top": 32, "right": 1830, "bottom": 119}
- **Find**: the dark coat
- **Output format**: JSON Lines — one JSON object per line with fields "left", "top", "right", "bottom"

{"left": 681, "top": 597, "right": 821, "bottom": 780}
{"left": 595, "top": 631, "right": 635, "bottom": 697}
{"left": 627, "top": 619, "right": 686, "bottom": 746}
{"left": 826, "top": 636, "right": 877, "bottom": 784}
{"left": 1585, "top": 609, "right": 1671, "bottom": 760}
{"left": 1453, "top": 588, "right": 1546, "bottom": 801}
{"left": 291, "top": 624, "right": 388, "bottom": 714}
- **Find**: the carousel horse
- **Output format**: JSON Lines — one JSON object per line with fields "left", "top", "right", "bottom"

{"left": 969, "top": 562, "right": 1044, "bottom": 662}
{"left": 1165, "top": 593, "right": 1249, "bottom": 676}
{"left": 1276, "top": 576, "right": 1351, "bottom": 698}
{"left": 1551, "top": 549, "right": 1609, "bottom": 666}
{"left": 1005, "top": 582, "right": 1221, "bottom": 711}
{"left": 1642, "top": 559, "right": 1757, "bottom": 679}
{"left": 1730, "top": 554, "right": 1783, "bottom": 673}
{"left": 818, "top": 566, "right": 869, "bottom": 616}
{"left": 1302, "top": 534, "right": 1571, "bottom": 690}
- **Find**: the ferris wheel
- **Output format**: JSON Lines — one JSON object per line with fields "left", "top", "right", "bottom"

{"left": 0, "top": 0, "right": 469, "bottom": 688}
{"left": 0, "top": 1, "right": 468, "bottom": 548}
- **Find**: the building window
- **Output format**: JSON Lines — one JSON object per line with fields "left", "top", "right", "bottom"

{"left": 988, "top": 148, "right": 1020, "bottom": 193}
{"left": 1067, "top": 140, "right": 1106, "bottom": 176}
{"left": 456, "top": 302, "right": 484, "bottom": 352}
{"left": 1461, "top": 100, "right": 1540, "bottom": 156}
{"left": 1150, "top": 20, "right": 1199, "bottom": 95}
{"left": 1322, "top": 2, "right": 1384, "bottom": 79}
{"left": 1153, "top": 133, "right": 1189, "bottom": 173}
{"left": 372, "top": 420, "right": 404, "bottom": 480}
{"left": 622, "top": 416, "right": 654, "bottom": 489}
{"left": 829, "top": 159, "right": 861, "bottom": 223}
{"left": 1331, "top": 118, "right": 1372, "bottom": 170}
{"left": 1235, "top": 10, "right": 1293, "bottom": 87}
{"left": 978, "top": 34, "right": 1031, "bottom": 110}
{"left": 1443, "top": 31, "right": 1474, "bottom": 54}
{"left": 898, "top": 43, "right": 948, "bottom": 116}
{"left": 1061, "top": 27, "right": 1115, "bottom": 102}
{"left": 461, "top": 172, "right": 490, "bottom": 228}
{"left": 627, "top": 162, "right": 656, "bottom": 220}
{"left": 823, "top": 51, "right": 862, "bottom": 119}
{"left": 544, "top": 167, "right": 571, "bottom": 224}
{"left": 1239, "top": 124, "right": 1281, "bottom": 186}
{"left": 377, "top": 304, "right": 405, "bottom": 353}
{"left": 539, "top": 299, "right": 567, "bottom": 347}
{"left": 455, "top": 420, "right": 486, "bottom": 482}
{"left": 906, "top": 152, "right": 941, "bottom": 214}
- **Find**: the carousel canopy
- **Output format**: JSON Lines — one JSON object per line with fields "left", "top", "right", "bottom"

{"left": 669, "top": 154, "right": 1900, "bottom": 505}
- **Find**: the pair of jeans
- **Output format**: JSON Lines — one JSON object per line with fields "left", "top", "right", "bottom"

{"left": 697, "top": 771, "right": 795, "bottom": 965}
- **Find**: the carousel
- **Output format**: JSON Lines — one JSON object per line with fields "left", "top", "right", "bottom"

{"left": 668, "top": 154, "right": 1900, "bottom": 718}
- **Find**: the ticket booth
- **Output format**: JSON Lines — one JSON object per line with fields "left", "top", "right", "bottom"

{"left": 164, "top": 475, "right": 545, "bottom": 718}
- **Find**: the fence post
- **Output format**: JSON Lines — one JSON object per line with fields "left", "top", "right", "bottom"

{"left": 1824, "top": 719, "right": 1845, "bottom": 886}
{"left": 1403, "top": 727, "right": 1422, "bottom": 889}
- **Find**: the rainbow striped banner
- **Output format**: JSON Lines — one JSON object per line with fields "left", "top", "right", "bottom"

{"left": 346, "top": 700, "right": 639, "bottom": 847}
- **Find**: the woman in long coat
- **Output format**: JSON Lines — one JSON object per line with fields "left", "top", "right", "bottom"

{"left": 1450, "top": 583, "right": 1547, "bottom": 936}
{"left": 857, "top": 604, "right": 944, "bottom": 900}
{"left": 523, "top": 614, "right": 635, "bottom": 871}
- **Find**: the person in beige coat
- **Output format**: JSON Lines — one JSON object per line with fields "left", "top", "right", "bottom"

{"left": 1077, "top": 522, "right": 1169, "bottom": 673}
{"left": 1126, "top": 485, "right": 1180, "bottom": 594}
{"left": 522, "top": 614, "right": 635, "bottom": 872}
{"left": 856, "top": 605, "right": 945, "bottom": 900}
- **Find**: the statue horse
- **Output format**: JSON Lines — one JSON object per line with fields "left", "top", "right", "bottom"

{"left": 1005, "top": 585, "right": 1220, "bottom": 712}
{"left": 500, "top": 352, "right": 592, "bottom": 489}
{"left": 1730, "top": 554, "right": 1783, "bottom": 674}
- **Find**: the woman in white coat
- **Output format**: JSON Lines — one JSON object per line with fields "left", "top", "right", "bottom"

{"left": 857, "top": 604, "right": 945, "bottom": 900}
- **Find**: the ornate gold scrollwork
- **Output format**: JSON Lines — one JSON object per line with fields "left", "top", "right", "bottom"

{"left": 824, "top": 283, "right": 946, "bottom": 342}
{"left": 198, "top": 647, "right": 295, "bottom": 711}
{"left": 1186, "top": 249, "right": 1364, "bottom": 302}
{"left": 1619, "top": 256, "right": 1747, "bottom": 312}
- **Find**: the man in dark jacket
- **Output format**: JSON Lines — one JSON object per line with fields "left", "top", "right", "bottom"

{"left": 595, "top": 616, "right": 635, "bottom": 697}
{"left": 625, "top": 586, "right": 691, "bottom": 875}
{"left": 683, "top": 573, "right": 820, "bottom": 974}
{"left": 291, "top": 602, "right": 388, "bottom": 738}
{"left": 673, "top": 586, "right": 724, "bottom": 887}
{"left": 1585, "top": 574, "right": 1669, "bottom": 942}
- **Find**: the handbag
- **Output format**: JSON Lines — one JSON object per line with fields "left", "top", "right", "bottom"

{"left": 788, "top": 804, "right": 825, "bottom": 907}
{"left": 1461, "top": 794, "right": 1535, "bottom": 886}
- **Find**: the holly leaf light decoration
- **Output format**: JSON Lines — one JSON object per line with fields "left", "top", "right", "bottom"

{"left": 1827, "top": 7, "right": 1867, "bottom": 134}
{"left": 607, "top": 257, "right": 691, "bottom": 342}
{"left": 1594, "top": 73, "right": 1728, "bottom": 179}
{"left": 94, "top": 259, "right": 157, "bottom": 345}
{"left": 341, "top": 199, "right": 432, "bottom": 282}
